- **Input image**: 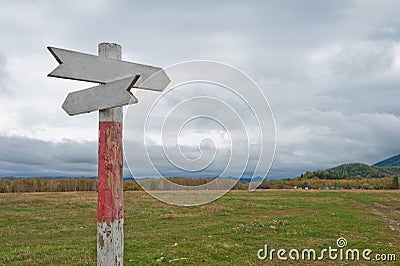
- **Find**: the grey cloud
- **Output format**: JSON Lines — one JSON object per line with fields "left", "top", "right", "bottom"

{"left": 274, "top": 110, "right": 400, "bottom": 177}
{"left": 321, "top": 78, "right": 400, "bottom": 116}
{"left": 0, "top": 135, "right": 97, "bottom": 177}
{"left": 125, "top": 138, "right": 265, "bottom": 179}
{"left": 369, "top": 25, "right": 400, "bottom": 41}
{"left": 0, "top": 52, "right": 9, "bottom": 93}
{"left": 323, "top": 42, "right": 394, "bottom": 78}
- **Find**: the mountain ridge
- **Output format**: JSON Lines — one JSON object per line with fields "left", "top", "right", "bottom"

{"left": 374, "top": 154, "right": 400, "bottom": 167}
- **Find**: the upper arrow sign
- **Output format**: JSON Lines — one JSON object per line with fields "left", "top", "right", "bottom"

{"left": 48, "top": 47, "right": 170, "bottom": 91}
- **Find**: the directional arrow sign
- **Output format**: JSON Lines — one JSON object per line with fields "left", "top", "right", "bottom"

{"left": 62, "top": 76, "right": 139, "bottom": 116}
{"left": 48, "top": 46, "right": 171, "bottom": 115}
{"left": 48, "top": 47, "right": 170, "bottom": 92}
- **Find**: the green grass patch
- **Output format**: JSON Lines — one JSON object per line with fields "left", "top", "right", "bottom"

{"left": 0, "top": 190, "right": 399, "bottom": 265}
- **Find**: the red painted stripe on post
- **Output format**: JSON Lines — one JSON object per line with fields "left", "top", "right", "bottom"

{"left": 98, "top": 121, "right": 124, "bottom": 223}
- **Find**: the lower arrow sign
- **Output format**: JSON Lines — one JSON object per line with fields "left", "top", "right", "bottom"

{"left": 62, "top": 76, "right": 139, "bottom": 116}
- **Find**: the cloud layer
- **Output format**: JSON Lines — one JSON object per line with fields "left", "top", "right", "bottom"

{"left": 0, "top": 0, "right": 399, "bottom": 178}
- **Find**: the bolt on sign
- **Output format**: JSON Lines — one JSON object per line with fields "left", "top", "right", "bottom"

{"left": 48, "top": 43, "right": 170, "bottom": 266}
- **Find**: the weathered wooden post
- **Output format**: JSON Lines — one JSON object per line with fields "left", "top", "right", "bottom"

{"left": 47, "top": 42, "right": 170, "bottom": 265}
{"left": 97, "top": 43, "right": 124, "bottom": 265}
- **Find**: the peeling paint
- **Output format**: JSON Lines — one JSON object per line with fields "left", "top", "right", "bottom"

{"left": 98, "top": 121, "right": 124, "bottom": 223}
{"left": 98, "top": 119, "right": 124, "bottom": 265}
{"left": 97, "top": 220, "right": 124, "bottom": 266}
{"left": 98, "top": 233, "right": 105, "bottom": 248}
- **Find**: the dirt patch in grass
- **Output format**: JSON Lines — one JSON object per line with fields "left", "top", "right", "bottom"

{"left": 368, "top": 203, "right": 400, "bottom": 233}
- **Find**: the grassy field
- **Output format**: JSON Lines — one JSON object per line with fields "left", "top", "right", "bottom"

{"left": 0, "top": 190, "right": 399, "bottom": 265}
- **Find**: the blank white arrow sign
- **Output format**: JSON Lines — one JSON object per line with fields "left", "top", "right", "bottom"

{"left": 48, "top": 46, "right": 171, "bottom": 115}
{"left": 62, "top": 76, "right": 139, "bottom": 116}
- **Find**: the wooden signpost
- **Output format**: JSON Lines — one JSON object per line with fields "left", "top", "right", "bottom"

{"left": 48, "top": 43, "right": 169, "bottom": 265}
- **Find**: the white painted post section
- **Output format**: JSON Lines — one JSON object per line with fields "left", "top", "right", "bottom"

{"left": 97, "top": 43, "right": 124, "bottom": 266}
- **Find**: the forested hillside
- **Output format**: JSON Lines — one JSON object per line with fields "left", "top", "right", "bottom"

{"left": 298, "top": 163, "right": 400, "bottom": 179}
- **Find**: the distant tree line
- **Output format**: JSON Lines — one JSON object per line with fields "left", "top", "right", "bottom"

{"left": 258, "top": 176, "right": 399, "bottom": 190}
{"left": 0, "top": 177, "right": 248, "bottom": 193}
{"left": 0, "top": 174, "right": 398, "bottom": 193}
{"left": 0, "top": 178, "right": 98, "bottom": 193}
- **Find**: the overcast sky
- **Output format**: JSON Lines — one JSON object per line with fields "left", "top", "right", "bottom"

{"left": 0, "top": 0, "right": 400, "bottom": 178}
